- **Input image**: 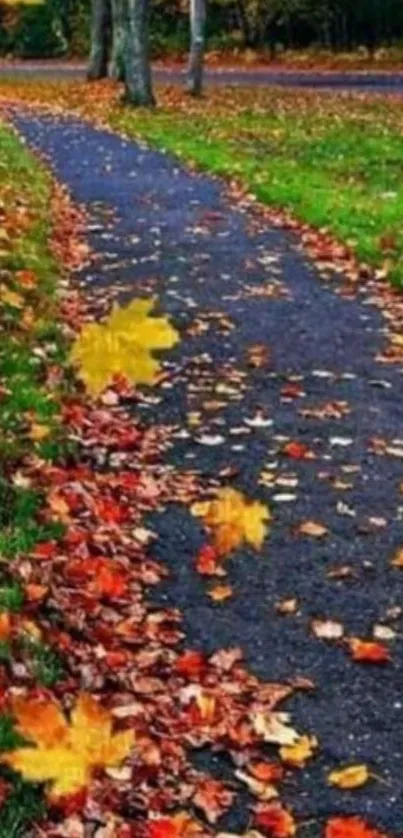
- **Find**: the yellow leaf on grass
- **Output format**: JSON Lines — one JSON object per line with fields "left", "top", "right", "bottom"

{"left": 328, "top": 764, "right": 370, "bottom": 789}
{"left": 70, "top": 298, "right": 179, "bottom": 396}
{"left": 192, "top": 488, "right": 270, "bottom": 557}
{"left": 1, "top": 288, "right": 24, "bottom": 309}
{"left": 280, "top": 735, "right": 318, "bottom": 767}
{"left": 1, "top": 693, "right": 134, "bottom": 800}
{"left": 29, "top": 423, "right": 51, "bottom": 442}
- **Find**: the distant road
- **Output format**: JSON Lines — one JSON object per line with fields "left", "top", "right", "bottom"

{"left": 1, "top": 61, "right": 403, "bottom": 92}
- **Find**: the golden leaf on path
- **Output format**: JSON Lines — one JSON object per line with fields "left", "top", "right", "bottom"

{"left": 328, "top": 764, "right": 370, "bottom": 789}
{"left": 208, "top": 584, "right": 233, "bottom": 602}
{"left": 192, "top": 488, "right": 270, "bottom": 557}
{"left": 298, "top": 520, "right": 328, "bottom": 538}
{"left": 391, "top": 547, "right": 403, "bottom": 567}
{"left": 280, "top": 734, "right": 318, "bottom": 767}
{"left": 70, "top": 297, "right": 179, "bottom": 396}
{"left": 1, "top": 693, "right": 134, "bottom": 800}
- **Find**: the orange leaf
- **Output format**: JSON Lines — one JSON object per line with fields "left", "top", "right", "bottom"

{"left": 195, "top": 544, "right": 222, "bottom": 575}
{"left": 0, "top": 612, "right": 11, "bottom": 641}
{"left": 146, "top": 813, "right": 202, "bottom": 838}
{"left": 298, "top": 520, "right": 328, "bottom": 538}
{"left": 208, "top": 584, "right": 233, "bottom": 602}
{"left": 254, "top": 802, "right": 296, "bottom": 837}
{"left": 391, "top": 547, "right": 403, "bottom": 567}
{"left": 250, "top": 762, "right": 285, "bottom": 783}
{"left": 325, "top": 817, "right": 390, "bottom": 838}
{"left": 15, "top": 269, "right": 38, "bottom": 289}
{"left": 92, "top": 565, "right": 128, "bottom": 599}
{"left": 283, "top": 441, "right": 313, "bottom": 460}
{"left": 347, "top": 638, "right": 391, "bottom": 664}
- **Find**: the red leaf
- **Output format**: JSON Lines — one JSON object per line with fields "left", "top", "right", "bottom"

{"left": 326, "top": 817, "right": 390, "bottom": 838}
{"left": 254, "top": 802, "right": 296, "bottom": 837}
{"left": 195, "top": 544, "right": 221, "bottom": 575}
{"left": 32, "top": 541, "right": 56, "bottom": 560}
{"left": 93, "top": 565, "right": 128, "bottom": 599}
{"left": 175, "top": 650, "right": 206, "bottom": 680}
{"left": 282, "top": 441, "right": 313, "bottom": 460}
{"left": 347, "top": 638, "right": 391, "bottom": 664}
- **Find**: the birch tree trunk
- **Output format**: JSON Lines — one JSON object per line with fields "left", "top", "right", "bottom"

{"left": 187, "top": 0, "right": 206, "bottom": 96}
{"left": 87, "top": 0, "right": 110, "bottom": 80}
{"left": 123, "top": 0, "right": 155, "bottom": 106}
{"left": 110, "top": 0, "right": 127, "bottom": 80}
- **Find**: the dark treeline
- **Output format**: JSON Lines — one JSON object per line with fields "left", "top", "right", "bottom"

{"left": 1, "top": 0, "right": 402, "bottom": 60}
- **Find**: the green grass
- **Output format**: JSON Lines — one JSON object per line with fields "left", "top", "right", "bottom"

{"left": 0, "top": 121, "right": 69, "bottom": 835}
{"left": 101, "top": 87, "right": 403, "bottom": 288}
{"left": 0, "top": 122, "right": 69, "bottom": 561}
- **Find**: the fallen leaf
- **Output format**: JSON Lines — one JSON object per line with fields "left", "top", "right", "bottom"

{"left": 193, "top": 778, "right": 234, "bottom": 823}
{"left": 70, "top": 297, "right": 179, "bottom": 396}
{"left": 175, "top": 650, "right": 206, "bottom": 680}
{"left": 192, "top": 488, "right": 271, "bottom": 557}
{"left": 1, "top": 693, "right": 134, "bottom": 800}
{"left": 282, "top": 441, "right": 314, "bottom": 460}
{"left": 254, "top": 802, "right": 296, "bottom": 837}
{"left": 252, "top": 712, "right": 299, "bottom": 746}
{"left": 391, "top": 547, "right": 403, "bottom": 568}
{"left": 1, "top": 288, "right": 24, "bottom": 308}
{"left": 146, "top": 813, "right": 202, "bottom": 838}
{"left": 298, "top": 520, "right": 328, "bottom": 538}
{"left": 208, "top": 584, "right": 233, "bottom": 602}
{"left": 347, "top": 638, "right": 391, "bottom": 664}
{"left": 29, "top": 423, "right": 51, "bottom": 442}
{"left": 0, "top": 612, "right": 11, "bottom": 641}
{"left": 325, "top": 817, "right": 389, "bottom": 838}
{"left": 328, "top": 764, "right": 370, "bottom": 789}
{"left": 311, "top": 619, "right": 344, "bottom": 640}
{"left": 280, "top": 734, "right": 318, "bottom": 767}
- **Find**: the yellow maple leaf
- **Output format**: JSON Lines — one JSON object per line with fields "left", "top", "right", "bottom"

{"left": 328, "top": 764, "right": 370, "bottom": 789}
{"left": 280, "top": 734, "right": 318, "bottom": 767}
{"left": 193, "top": 488, "right": 271, "bottom": 557}
{"left": 1, "top": 693, "right": 134, "bottom": 800}
{"left": 108, "top": 298, "right": 179, "bottom": 350}
{"left": 70, "top": 298, "right": 179, "bottom": 396}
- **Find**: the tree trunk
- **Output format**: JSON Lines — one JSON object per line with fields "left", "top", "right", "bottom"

{"left": 187, "top": 0, "right": 206, "bottom": 96}
{"left": 123, "top": 0, "right": 155, "bottom": 106}
{"left": 87, "top": 0, "right": 110, "bottom": 80}
{"left": 110, "top": 0, "right": 127, "bottom": 80}
{"left": 235, "top": 0, "right": 251, "bottom": 47}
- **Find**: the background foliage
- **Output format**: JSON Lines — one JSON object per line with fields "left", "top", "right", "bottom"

{"left": 1, "top": 0, "right": 403, "bottom": 60}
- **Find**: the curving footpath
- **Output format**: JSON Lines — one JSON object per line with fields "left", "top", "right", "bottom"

{"left": 11, "top": 109, "right": 403, "bottom": 833}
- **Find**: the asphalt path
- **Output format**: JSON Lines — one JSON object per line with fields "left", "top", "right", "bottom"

{"left": 10, "top": 107, "right": 403, "bottom": 835}
{"left": 2, "top": 62, "right": 403, "bottom": 92}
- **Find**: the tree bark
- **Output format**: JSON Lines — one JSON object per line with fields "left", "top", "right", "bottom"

{"left": 87, "top": 0, "right": 110, "bottom": 80}
{"left": 110, "top": 0, "right": 127, "bottom": 80}
{"left": 187, "top": 0, "right": 206, "bottom": 96}
{"left": 123, "top": 0, "right": 155, "bottom": 106}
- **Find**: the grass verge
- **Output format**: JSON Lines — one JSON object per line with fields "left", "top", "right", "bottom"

{"left": 0, "top": 120, "right": 68, "bottom": 835}
{"left": 107, "top": 87, "right": 403, "bottom": 289}
{"left": 1, "top": 83, "right": 403, "bottom": 287}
